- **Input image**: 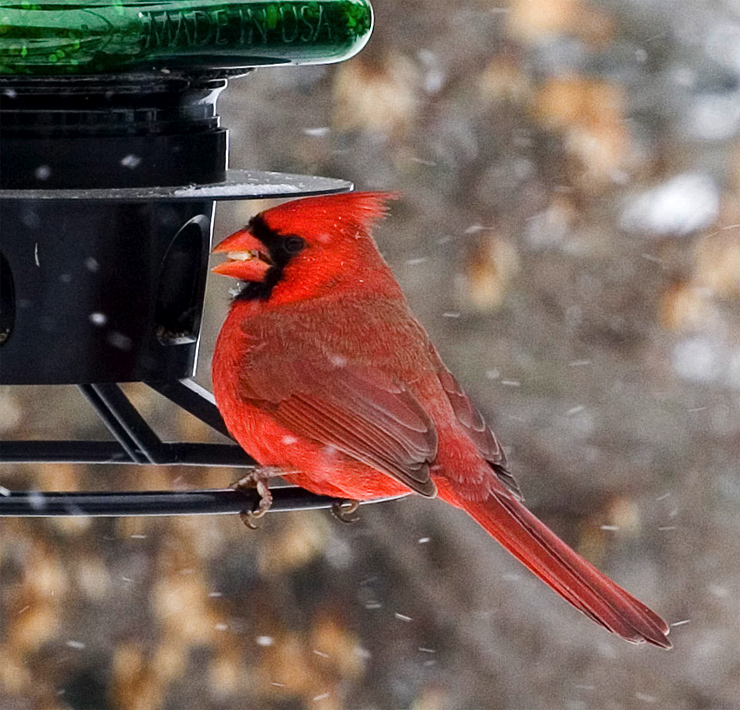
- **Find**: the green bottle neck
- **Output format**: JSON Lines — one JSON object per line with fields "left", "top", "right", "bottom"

{"left": 0, "top": 0, "right": 373, "bottom": 75}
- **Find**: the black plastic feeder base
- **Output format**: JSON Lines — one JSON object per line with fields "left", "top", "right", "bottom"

{"left": 0, "top": 73, "right": 351, "bottom": 384}
{"left": 0, "top": 73, "right": 230, "bottom": 384}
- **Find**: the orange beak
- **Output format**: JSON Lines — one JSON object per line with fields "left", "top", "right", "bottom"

{"left": 211, "top": 228, "right": 274, "bottom": 281}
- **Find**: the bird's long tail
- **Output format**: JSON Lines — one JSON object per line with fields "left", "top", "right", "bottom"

{"left": 440, "top": 487, "right": 671, "bottom": 648}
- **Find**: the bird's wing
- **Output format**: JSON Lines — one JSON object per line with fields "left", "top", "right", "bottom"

{"left": 235, "top": 314, "right": 438, "bottom": 497}
{"left": 436, "top": 367, "right": 522, "bottom": 499}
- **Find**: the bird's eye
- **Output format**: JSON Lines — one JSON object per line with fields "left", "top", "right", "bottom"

{"left": 283, "top": 236, "right": 306, "bottom": 254}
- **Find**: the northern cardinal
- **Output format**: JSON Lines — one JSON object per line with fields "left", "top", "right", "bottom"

{"left": 211, "top": 191, "right": 671, "bottom": 648}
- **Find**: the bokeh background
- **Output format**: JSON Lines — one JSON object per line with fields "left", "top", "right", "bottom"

{"left": 4, "top": 0, "right": 740, "bottom": 707}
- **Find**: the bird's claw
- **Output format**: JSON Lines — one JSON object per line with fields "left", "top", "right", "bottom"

{"left": 233, "top": 468, "right": 279, "bottom": 530}
{"left": 331, "top": 499, "right": 360, "bottom": 524}
{"left": 239, "top": 508, "right": 266, "bottom": 530}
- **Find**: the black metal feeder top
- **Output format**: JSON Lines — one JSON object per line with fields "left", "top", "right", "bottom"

{"left": 0, "top": 0, "right": 384, "bottom": 518}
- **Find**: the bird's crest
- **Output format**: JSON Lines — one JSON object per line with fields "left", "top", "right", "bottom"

{"left": 261, "top": 191, "right": 399, "bottom": 243}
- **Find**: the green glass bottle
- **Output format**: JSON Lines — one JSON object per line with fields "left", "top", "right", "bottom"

{"left": 0, "top": 0, "right": 373, "bottom": 75}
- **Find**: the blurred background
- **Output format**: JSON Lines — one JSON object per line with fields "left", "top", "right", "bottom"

{"left": 4, "top": 0, "right": 740, "bottom": 707}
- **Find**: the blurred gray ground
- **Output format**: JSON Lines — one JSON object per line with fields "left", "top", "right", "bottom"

{"left": 3, "top": 0, "right": 740, "bottom": 708}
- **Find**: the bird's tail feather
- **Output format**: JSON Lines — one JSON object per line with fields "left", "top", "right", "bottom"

{"left": 441, "top": 488, "right": 671, "bottom": 648}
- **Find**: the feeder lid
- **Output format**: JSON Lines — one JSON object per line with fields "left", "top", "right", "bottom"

{"left": 0, "top": 0, "right": 373, "bottom": 76}
{"left": 0, "top": 169, "right": 353, "bottom": 202}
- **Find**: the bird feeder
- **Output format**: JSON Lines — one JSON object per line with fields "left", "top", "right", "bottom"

{"left": 0, "top": 0, "right": 391, "bottom": 517}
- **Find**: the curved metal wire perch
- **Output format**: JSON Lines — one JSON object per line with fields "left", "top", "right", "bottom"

{"left": 0, "top": 377, "right": 410, "bottom": 517}
{"left": 0, "top": 487, "right": 409, "bottom": 517}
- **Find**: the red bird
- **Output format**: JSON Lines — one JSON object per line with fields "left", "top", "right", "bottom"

{"left": 211, "top": 191, "right": 671, "bottom": 648}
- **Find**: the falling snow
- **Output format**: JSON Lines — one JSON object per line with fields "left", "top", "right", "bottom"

{"left": 34, "top": 165, "right": 51, "bottom": 181}
{"left": 120, "top": 154, "right": 142, "bottom": 169}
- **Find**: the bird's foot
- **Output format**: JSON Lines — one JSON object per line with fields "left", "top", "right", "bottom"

{"left": 232, "top": 467, "right": 283, "bottom": 530}
{"left": 331, "top": 499, "right": 360, "bottom": 524}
